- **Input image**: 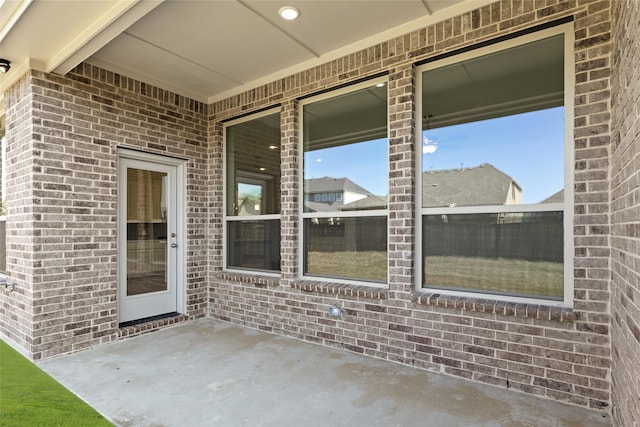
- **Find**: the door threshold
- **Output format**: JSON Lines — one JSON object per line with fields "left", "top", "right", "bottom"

{"left": 119, "top": 312, "right": 180, "bottom": 328}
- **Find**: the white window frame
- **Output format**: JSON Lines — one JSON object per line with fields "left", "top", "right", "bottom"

{"left": 415, "top": 23, "right": 575, "bottom": 307}
{"left": 223, "top": 108, "right": 281, "bottom": 277}
{"left": 299, "top": 77, "right": 389, "bottom": 287}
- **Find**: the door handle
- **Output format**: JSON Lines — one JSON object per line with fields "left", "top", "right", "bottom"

{"left": 171, "top": 243, "right": 178, "bottom": 248}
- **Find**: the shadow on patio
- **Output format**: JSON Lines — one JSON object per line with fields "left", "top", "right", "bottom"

{"left": 38, "top": 319, "right": 611, "bottom": 427}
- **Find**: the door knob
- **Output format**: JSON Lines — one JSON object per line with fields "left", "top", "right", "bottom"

{"left": 171, "top": 243, "right": 178, "bottom": 248}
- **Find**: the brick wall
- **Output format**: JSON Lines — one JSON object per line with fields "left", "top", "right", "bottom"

{"left": 1, "top": 73, "right": 38, "bottom": 355}
{"left": 0, "top": 0, "right": 619, "bottom": 412}
{"left": 208, "top": 0, "right": 613, "bottom": 410}
{"left": 1, "top": 65, "right": 209, "bottom": 359}
{"left": 610, "top": 0, "right": 640, "bottom": 425}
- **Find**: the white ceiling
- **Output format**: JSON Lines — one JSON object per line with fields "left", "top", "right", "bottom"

{"left": 0, "top": 0, "right": 491, "bottom": 104}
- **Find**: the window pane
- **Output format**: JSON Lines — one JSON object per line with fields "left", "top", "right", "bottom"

{"left": 423, "top": 212, "right": 563, "bottom": 299}
{"left": 237, "top": 183, "right": 263, "bottom": 215}
{"left": 304, "top": 216, "right": 387, "bottom": 283}
{"left": 303, "top": 83, "right": 388, "bottom": 213}
{"left": 226, "top": 113, "right": 280, "bottom": 216}
{"left": 421, "top": 35, "right": 564, "bottom": 206}
{"left": 227, "top": 220, "right": 280, "bottom": 272}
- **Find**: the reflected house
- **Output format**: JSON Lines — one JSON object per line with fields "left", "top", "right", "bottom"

{"left": 340, "top": 194, "right": 388, "bottom": 211}
{"left": 304, "top": 177, "right": 376, "bottom": 212}
{"left": 422, "top": 163, "right": 522, "bottom": 208}
{"left": 541, "top": 189, "right": 564, "bottom": 204}
{"left": 304, "top": 177, "right": 387, "bottom": 254}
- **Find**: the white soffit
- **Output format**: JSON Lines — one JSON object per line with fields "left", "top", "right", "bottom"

{"left": 1, "top": 0, "right": 494, "bottom": 104}
{"left": 205, "top": 0, "right": 494, "bottom": 103}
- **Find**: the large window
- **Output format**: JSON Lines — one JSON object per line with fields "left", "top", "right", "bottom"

{"left": 225, "top": 110, "right": 281, "bottom": 273}
{"left": 417, "top": 26, "right": 572, "bottom": 303}
{"left": 302, "top": 79, "right": 388, "bottom": 284}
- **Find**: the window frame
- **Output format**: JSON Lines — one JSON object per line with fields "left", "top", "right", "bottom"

{"left": 415, "top": 23, "right": 575, "bottom": 307}
{"left": 223, "top": 108, "right": 282, "bottom": 276}
{"left": 299, "top": 77, "right": 389, "bottom": 287}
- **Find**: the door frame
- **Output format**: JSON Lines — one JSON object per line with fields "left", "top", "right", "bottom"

{"left": 117, "top": 148, "right": 187, "bottom": 323}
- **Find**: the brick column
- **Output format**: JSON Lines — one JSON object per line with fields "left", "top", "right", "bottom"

{"left": 208, "top": 120, "right": 224, "bottom": 274}
{"left": 1, "top": 73, "right": 38, "bottom": 356}
{"left": 280, "top": 99, "right": 299, "bottom": 285}
{"left": 387, "top": 63, "right": 416, "bottom": 298}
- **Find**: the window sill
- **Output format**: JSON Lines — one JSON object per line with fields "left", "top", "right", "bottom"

{"left": 216, "top": 271, "right": 281, "bottom": 288}
{"left": 411, "top": 291, "right": 574, "bottom": 321}
{"left": 292, "top": 279, "right": 388, "bottom": 299}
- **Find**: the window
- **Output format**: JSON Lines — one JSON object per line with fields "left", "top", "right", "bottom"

{"left": 417, "top": 26, "right": 572, "bottom": 303}
{"left": 301, "top": 78, "right": 388, "bottom": 283}
{"left": 225, "top": 110, "right": 281, "bottom": 273}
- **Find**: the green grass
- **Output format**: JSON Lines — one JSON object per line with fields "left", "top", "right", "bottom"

{"left": 0, "top": 340, "right": 112, "bottom": 427}
{"left": 424, "top": 256, "right": 563, "bottom": 297}
{"left": 307, "top": 250, "right": 387, "bottom": 282}
{"left": 307, "top": 251, "right": 563, "bottom": 298}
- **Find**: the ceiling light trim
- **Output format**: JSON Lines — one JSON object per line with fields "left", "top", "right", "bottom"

{"left": 278, "top": 6, "right": 300, "bottom": 21}
{"left": 208, "top": 0, "right": 494, "bottom": 103}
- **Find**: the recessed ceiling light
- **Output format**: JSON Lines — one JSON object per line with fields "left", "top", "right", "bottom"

{"left": 259, "top": 167, "right": 267, "bottom": 171}
{"left": 279, "top": 6, "right": 300, "bottom": 20}
{"left": 268, "top": 144, "right": 279, "bottom": 150}
{"left": 376, "top": 82, "right": 385, "bottom": 88}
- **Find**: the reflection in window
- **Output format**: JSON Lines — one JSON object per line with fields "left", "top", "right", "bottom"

{"left": 422, "top": 34, "right": 565, "bottom": 206}
{"left": 420, "top": 32, "right": 568, "bottom": 300}
{"left": 304, "top": 216, "right": 387, "bottom": 282}
{"left": 423, "top": 212, "right": 564, "bottom": 299}
{"left": 225, "top": 111, "right": 281, "bottom": 272}
{"left": 302, "top": 80, "right": 388, "bottom": 283}
{"left": 126, "top": 169, "right": 168, "bottom": 296}
{"left": 228, "top": 219, "right": 280, "bottom": 271}
{"left": 237, "top": 181, "right": 264, "bottom": 216}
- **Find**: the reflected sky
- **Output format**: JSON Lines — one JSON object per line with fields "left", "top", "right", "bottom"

{"left": 423, "top": 107, "right": 564, "bottom": 204}
{"left": 304, "top": 138, "right": 388, "bottom": 196}
{"left": 302, "top": 106, "right": 564, "bottom": 204}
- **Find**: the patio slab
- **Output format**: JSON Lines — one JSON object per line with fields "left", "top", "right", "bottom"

{"left": 38, "top": 319, "right": 611, "bottom": 427}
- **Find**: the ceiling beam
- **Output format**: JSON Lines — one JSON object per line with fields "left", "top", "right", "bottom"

{"left": 0, "top": 0, "right": 33, "bottom": 43}
{"left": 421, "top": 0, "right": 433, "bottom": 15}
{"left": 49, "top": 0, "right": 165, "bottom": 75}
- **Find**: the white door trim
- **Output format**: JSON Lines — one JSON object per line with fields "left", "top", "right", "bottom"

{"left": 117, "top": 148, "right": 187, "bottom": 323}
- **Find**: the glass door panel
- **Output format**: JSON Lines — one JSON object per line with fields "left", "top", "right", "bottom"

{"left": 126, "top": 168, "right": 169, "bottom": 296}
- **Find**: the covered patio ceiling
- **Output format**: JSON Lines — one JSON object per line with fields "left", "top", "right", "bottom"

{"left": 0, "top": 0, "right": 492, "bottom": 104}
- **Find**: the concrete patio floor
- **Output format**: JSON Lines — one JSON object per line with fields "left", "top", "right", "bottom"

{"left": 38, "top": 319, "right": 612, "bottom": 427}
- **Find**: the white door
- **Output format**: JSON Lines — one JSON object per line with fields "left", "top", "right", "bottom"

{"left": 118, "top": 151, "right": 185, "bottom": 323}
